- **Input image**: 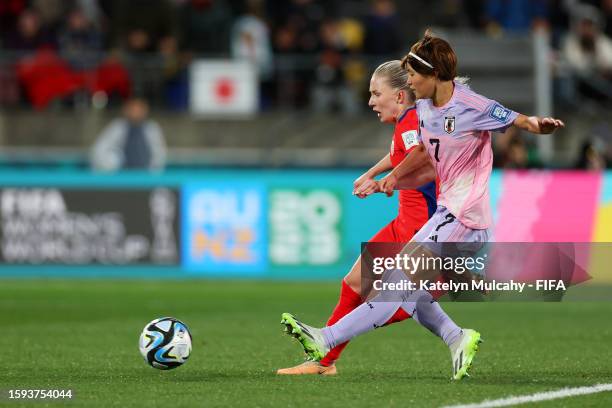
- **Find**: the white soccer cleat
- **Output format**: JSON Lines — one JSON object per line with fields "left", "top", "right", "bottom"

{"left": 449, "top": 328, "right": 483, "bottom": 380}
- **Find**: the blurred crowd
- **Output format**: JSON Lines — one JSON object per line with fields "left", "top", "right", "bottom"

{"left": 0, "top": 0, "right": 611, "bottom": 168}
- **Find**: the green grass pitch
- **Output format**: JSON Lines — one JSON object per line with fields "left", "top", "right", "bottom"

{"left": 1, "top": 280, "right": 611, "bottom": 407}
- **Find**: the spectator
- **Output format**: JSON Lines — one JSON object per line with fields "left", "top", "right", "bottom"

{"left": 113, "top": 0, "right": 177, "bottom": 53}
{"left": 548, "top": 0, "right": 572, "bottom": 49}
{"left": 494, "top": 128, "right": 541, "bottom": 168}
{"left": 268, "top": 0, "right": 327, "bottom": 54}
{"left": 16, "top": 49, "right": 82, "bottom": 109}
{"left": 31, "top": 0, "right": 70, "bottom": 35}
{"left": 269, "top": 0, "right": 327, "bottom": 108}
{"left": 272, "top": 22, "right": 299, "bottom": 54}
{"left": 463, "top": 0, "right": 488, "bottom": 31}
{"left": 363, "top": 0, "right": 401, "bottom": 55}
{"left": 426, "top": 0, "right": 477, "bottom": 30}
{"left": 312, "top": 19, "right": 359, "bottom": 115}
{"left": 561, "top": 4, "right": 612, "bottom": 102}
{"left": 90, "top": 97, "right": 167, "bottom": 171}
{"left": 158, "top": 34, "right": 188, "bottom": 110}
{"left": 576, "top": 139, "right": 607, "bottom": 169}
{"left": 0, "top": 0, "right": 28, "bottom": 38}
{"left": 231, "top": 0, "right": 273, "bottom": 80}
{"left": 58, "top": 7, "right": 103, "bottom": 69}
{"left": 108, "top": 0, "right": 177, "bottom": 105}
{"left": 337, "top": 17, "right": 368, "bottom": 106}
{"left": 179, "top": 0, "right": 233, "bottom": 55}
{"left": 502, "top": 134, "right": 529, "bottom": 168}
{"left": 4, "top": 8, "right": 56, "bottom": 51}
{"left": 231, "top": 0, "right": 274, "bottom": 109}
{"left": 74, "top": 0, "right": 104, "bottom": 30}
{"left": 86, "top": 52, "right": 132, "bottom": 106}
{"left": 485, "top": 0, "right": 549, "bottom": 35}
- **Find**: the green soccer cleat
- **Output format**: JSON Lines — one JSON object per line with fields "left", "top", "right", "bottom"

{"left": 449, "top": 329, "right": 483, "bottom": 380}
{"left": 280, "top": 313, "right": 329, "bottom": 361}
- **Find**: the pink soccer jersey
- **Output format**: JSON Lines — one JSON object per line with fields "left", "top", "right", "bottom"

{"left": 416, "top": 81, "right": 518, "bottom": 229}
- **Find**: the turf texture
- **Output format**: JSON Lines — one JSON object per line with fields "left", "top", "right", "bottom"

{"left": 1, "top": 280, "right": 611, "bottom": 407}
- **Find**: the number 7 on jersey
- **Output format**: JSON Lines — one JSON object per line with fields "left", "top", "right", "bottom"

{"left": 430, "top": 138, "right": 441, "bottom": 162}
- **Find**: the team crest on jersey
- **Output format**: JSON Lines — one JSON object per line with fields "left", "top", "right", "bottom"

{"left": 401, "top": 130, "right": 419, "bottom": 149}
{"left": 444, "top": 116, "right": 455, "bottom": 134}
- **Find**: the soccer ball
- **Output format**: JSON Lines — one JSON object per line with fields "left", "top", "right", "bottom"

{"left": 139, "top": 317, "right": 192, "bottom": 370}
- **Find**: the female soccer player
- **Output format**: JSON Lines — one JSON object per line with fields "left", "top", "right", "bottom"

{"left": 280, "top": 31, "right": 564, "bottom": 380}
{"left": 276, "top": 60, "right": 437, "bottom": 376}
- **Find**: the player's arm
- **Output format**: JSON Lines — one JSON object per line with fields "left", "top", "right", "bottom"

{"left": 378, "top": 144, "right": 431, "bottom": 195}
{"left": 512, "top": 115, "right": 565, "bottom": 134}
{"left": 353, "top": 153, "right": 392, "bottom": 198}
{"left": 393, "top": 160, "right": 436, "bottom": 191}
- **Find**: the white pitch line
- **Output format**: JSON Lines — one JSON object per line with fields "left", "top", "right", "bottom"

{"left": 441, "top": 383, "right": 612, "bottom": 408}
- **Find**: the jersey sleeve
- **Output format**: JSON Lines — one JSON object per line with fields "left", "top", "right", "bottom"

{"left": 398, "top": 109, "right": 421, "bottom": 153}
{"left": 471, "top": 99, "right": 519, "bottom": 133}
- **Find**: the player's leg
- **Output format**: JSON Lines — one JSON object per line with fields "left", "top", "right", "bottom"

{"left": 402, "top": 209, "right": 464, "bottom": 344}
{"left": 317, "top": 257, "right": 363, "bottom": 368}
{"left": 363, "top": 218, "right": 414, "bottom": 326}
{"left": 280, "top": 222, "right": 431, "bottom": 354}
{"left": 281, "top": 267, "right": 409, "bottom": 362}
{"left": 282, "top": 260, "right": 477, "bottom": 379}
{"left": 276, "top": 258, "right": 362, "bottom": 375}
{"left": 280, "top": 207, "right": 484, "bottom": 379}
{"left": 334, "top": 209, "right": 464, "bottom": 350}
{"left": 321, "top": 267, "right": 463, "bottom": 352}
{"left": 277, "top": 220, "right": 410, "bottom": 374}
{"left": 407, "top": 207, "right": 486, "bottom": 379}
{"left": 278, "top": 218, "right": 420, "bottom": 364}
{"left": 319, "top": 219, "right": 415, "bottom": 366}
{"left": 379, "top": 216, "right": 424, "bottom": 326}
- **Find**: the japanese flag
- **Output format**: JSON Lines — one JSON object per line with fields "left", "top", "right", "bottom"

{"left": 190, "top": 60, "right": 258, "bottom": 117}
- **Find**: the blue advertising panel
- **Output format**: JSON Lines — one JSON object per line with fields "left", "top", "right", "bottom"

{"left": 181, "top": 182, "right": 267, "bottom": 275}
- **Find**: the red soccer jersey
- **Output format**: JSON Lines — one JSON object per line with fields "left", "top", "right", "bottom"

{"left": 390, "top": 107, "right": 419, "bottom": 167}
{"left": 389, "top": 107, "right": 437, "bottom": 226}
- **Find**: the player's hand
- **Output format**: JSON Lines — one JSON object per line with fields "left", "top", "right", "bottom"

{"left": 353, "top": 178, "right": 379, "bottom": 198}
{"left": 353, "top": 172, "right": 370, "bottom": 192}
{"left": 539, "top": 117, "right": 565, "bottom": 134}
{"left": 379, "top": 173, "right": 397, "bottom": 197}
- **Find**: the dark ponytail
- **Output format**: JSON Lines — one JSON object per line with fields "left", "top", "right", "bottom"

{"left": 401, "top": 29, "right": 457, "bottom": 81}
